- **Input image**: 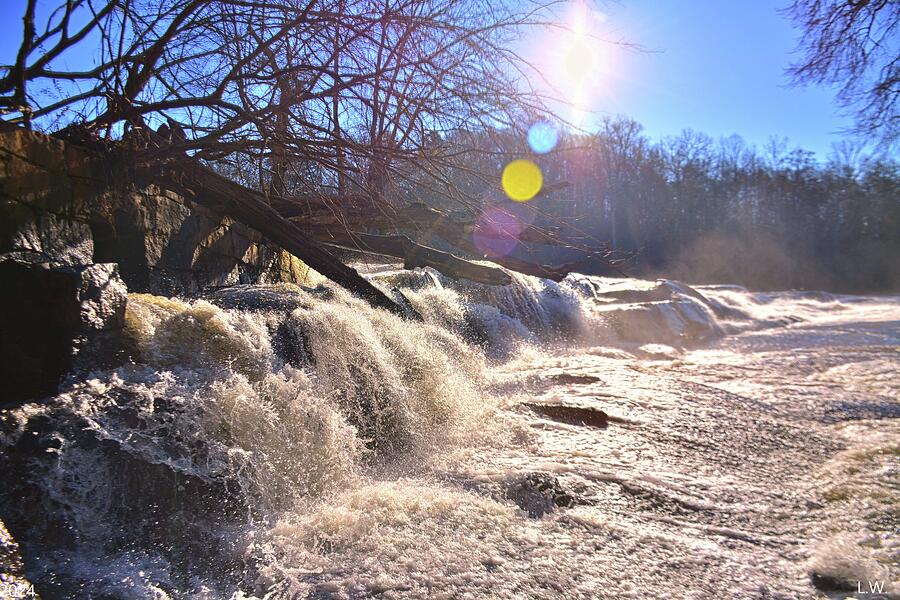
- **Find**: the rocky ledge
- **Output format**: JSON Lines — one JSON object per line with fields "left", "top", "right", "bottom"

{"left": 0, "top": 126, "right": 317, "bottom": 404}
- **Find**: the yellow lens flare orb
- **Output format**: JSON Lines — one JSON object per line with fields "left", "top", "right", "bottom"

{"left": 502, "top": 159, "right": 543, "bottom": 202}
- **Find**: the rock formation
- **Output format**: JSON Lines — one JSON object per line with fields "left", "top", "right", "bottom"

{"left": 0, "top": 126, "right": 318, "bottom": 403}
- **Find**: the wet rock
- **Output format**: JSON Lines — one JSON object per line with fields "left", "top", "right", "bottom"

{"left": 206, "top": 283, "right": 313, "bottom": 312}
{"left": 505, "top": 473, "right": 579, "bottom": 518}
{"left": 0, "top": 395, "right": 250, "bottom": 597}
{"left": 272, "top": 320, "right": 315, "bottom": 368}
{"left": 390, "top": 286, "right": 424, "bottom": 321}
{"left": 0, "top": 261, "right": 127, "bottom": 405}
{"left": 0, "top": 519, "right": 37, "bottom": 599}
{"left": 588, "top": 278, "right": 738, "bottom": 345}
{"left": 74, "top": 262, "right": 129, "bottom": 331}
{"left": 596, "top": 281, "right": 682, "bottom": 304}
{"left": 809, "top": 571, "right": 858, "bottom": 592}
{"left": 595, "top": 279, "right": 742, "bottom": 318}
{"left": 598, "top": 298, "right": 723, "bottom": 345}
{"left": 547, "top": 373, "right": 602, "bottom": 385}
{"left": 524, "top": 403, "right": 609, "bottom": 428}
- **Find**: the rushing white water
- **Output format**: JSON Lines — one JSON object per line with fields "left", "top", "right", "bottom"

{"left": 1, "top": 269, "right": 897, "bottom": 599}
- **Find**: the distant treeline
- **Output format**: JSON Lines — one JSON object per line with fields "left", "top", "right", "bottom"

{"left": 411, "top": 117, "right": 900, "bottom": 293}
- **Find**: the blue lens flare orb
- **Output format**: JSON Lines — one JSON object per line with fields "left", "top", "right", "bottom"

{"left": 527, "top": 121, "right": 559, "bottom": 154}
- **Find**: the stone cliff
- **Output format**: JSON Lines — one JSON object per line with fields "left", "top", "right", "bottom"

{"left": 0, "top": 126, "right": 317, "bottom": 403}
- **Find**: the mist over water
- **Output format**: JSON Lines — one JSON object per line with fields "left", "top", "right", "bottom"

{"left": 1, "top": 269, "right": 898, "bottom": 599}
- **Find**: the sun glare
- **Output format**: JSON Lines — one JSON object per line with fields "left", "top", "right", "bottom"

{"left": 564, "top": 36, "right": 596, "bottom": 85}
{"left": 525, "top": 1, "right": 610, "bottom": 126}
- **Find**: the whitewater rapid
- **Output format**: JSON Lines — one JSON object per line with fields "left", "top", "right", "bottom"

{"left": 0, "top": 269, "right": 897, "bottom": 599}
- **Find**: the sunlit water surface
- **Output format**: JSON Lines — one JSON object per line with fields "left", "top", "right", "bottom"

{"left": 2, "top": 272, "right": 897, "bottom": 599}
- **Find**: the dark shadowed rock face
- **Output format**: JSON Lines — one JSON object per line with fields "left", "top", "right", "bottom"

{"left": 0, "top": 127, "right": 316, "bottom": 296}
{"left": 0, "top": 211, "right": 94, "bottom": 269}
{"left": 0, "top": 126, "right": 318, "bottom": 403}
{"left": 0, "top": 262, "right": 127, "bottom": 405}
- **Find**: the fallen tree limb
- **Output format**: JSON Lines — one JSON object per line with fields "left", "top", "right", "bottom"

{"left": 386, "top": 203, "right": 603, "bottom": 281}
{"left": 300, "top": 221, "right": 586, "bottom": 282}
{"left": 149, "top": 160, "right": 600, "bottom": 285}
{"left": 287, "top": 202, "right": 598, "bottom": 282}
{"left": 191, "top": 173, "right": 609, "bottom": 282}
{"left": 113, "top": 135, "right": 608, "bottom": 287}
{"left": 390, "top": 205, "right": 590, "bottom": 281}
{"left": 277, "top": 199, "right": 569, "bottom": 246}
{"left": 472, "top": 254, "right": 588, "bottom": 282}
{"left": 135, "top": 159, "right": 413, "bottom": 318}
{"left": 324, "top": 233, "right": 513, "bottom": 286}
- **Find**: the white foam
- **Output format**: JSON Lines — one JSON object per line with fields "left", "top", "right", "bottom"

{"left": 5, "top": 272, "right": 898, "bottom": 598}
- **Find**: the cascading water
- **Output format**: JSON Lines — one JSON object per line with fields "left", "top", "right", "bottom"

{"left": 1, "top": 269, "right": 897, "bottom": 599}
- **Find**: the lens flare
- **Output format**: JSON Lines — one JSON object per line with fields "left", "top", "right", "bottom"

{"left": 527, "top": 122, "right": 559, "bottom": 154}
{"left": 502, "top": 159, "right": 543, "bottom": 202}
{"left": 473, "top": 207, "right": 524, "bottom": 258}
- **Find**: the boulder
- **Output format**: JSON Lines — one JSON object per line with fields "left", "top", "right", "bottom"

{"left": 524, "top": 403, "right": 609, "bottom": 428}
{"left": 0, "top": 261, "right": 127, "bottom": 405}
{"left": 505, "top": 473, "right": 579, "bottom": 518}
{"left": 1, "top": 126, "right": 318, "bottom": 296}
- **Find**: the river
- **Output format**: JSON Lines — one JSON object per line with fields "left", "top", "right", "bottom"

{"left": 1, "top": 271, "right": 897, "bottom": 599}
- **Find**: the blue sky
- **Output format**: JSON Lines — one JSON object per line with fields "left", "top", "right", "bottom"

{"left": 0, "top": 0, "right": 855, "bottom": 159}
{"left": 573, "top": 0, "right": 854, "bottom": 158}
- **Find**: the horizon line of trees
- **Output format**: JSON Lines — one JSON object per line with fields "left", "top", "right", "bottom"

{"left": 409, "top": 116, "right": 899, "bottom": 292}
{"left": 2, "top": 1, "right": 897, "bottom": 293}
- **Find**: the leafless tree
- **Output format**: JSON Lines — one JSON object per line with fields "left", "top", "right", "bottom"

{"left": 1, "top": 0, "right": 610, "bottom": 311}
{"left": 0, "top": 0, "right": 564, "bottom": 198}
{"left": 785, "top": 0, "right": 900, "bottom": 146}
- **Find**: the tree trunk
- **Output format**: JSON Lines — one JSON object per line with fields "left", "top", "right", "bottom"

{"left": 325, "top": 233, "right": 512, "bottom": 285}
{"left": 141, "top": 159, "right": 414, "bottom": 318}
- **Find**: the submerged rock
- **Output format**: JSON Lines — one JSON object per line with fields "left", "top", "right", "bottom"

{"left": 546, "top": 373, "right": 602, "bottom": 386}
{"left": 524, "top": 403, "right": 609, "bottom": 428}
{"left": 505, "top": 473, "right": 579, "bottom": 518}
